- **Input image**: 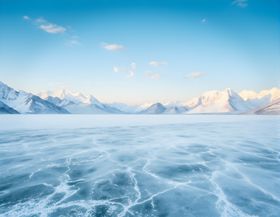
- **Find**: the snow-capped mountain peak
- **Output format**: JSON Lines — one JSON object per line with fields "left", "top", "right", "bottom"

{"left": 39, "top": 88, "right": 123, "bottom": 114}
{"left": 140, "top": 102, "right": 166, "bottom": 114}
{"left": 40, "top": 88, "right": 91, "bottom": 104}
{"left": 2, "top": 81, "right": 279, "bottom": 115}
{"left": 0, "top": 81, "right": 20, "bottom": 101}
{"left": 184, "top": 88, "right": 249, "bottom": 114}
{"left": 0, "top": 82, "right": 69, "bottom": 114}
{"left": 88, "top": 95, "right": 104, "bottom": 107}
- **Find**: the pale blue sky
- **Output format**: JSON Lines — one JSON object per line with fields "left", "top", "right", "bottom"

{"left": 0, "top": 0, "right": 279, "bottom": 103}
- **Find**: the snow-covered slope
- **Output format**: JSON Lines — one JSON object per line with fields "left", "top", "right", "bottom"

{"left": 140, "top": 102, "right": 188, "bottom": 114}
{"left": 2, "top": 81, "right": 279, "bottom": 115}
{"left": 255, "top": 98, "right": 280, "bottom": 115}
{"left": 39, "top": 87, "right": 280, "bottom": 115}
{"left": 0, "top": 101, "right": 19, "bottom": 114}
{"left": 239, "top": 87, "right": 280, "bottom": 111}
{"left": 184, "top": 88, "right": 250, "bottom": 114}
{"left": 164, "top": 106, "right": 188, "bottom": 114}
{"left": 140, "top": 103, "right": 167, "bottom": 114}
{"left": 163, "top": 102, "right": 188, "bottom": 114}
{"left": 40, "top": 89, "right": 92, "bottom": 105}
{"left": 0, "top": 81, "right": 69, "bottom": 114}
{"left": 40, "top": 89, "right": 123, "bottom": 114}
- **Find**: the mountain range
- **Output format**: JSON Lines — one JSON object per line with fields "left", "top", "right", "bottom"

{"left": 0, "top": 81, "right": 68, "bottom": 114}
{"left": 0, "top": 81, "right": 279, "bottom": 114}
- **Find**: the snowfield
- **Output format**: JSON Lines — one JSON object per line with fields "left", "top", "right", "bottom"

{"left": 0, "top": 115, "right": 279, "bottom": 217}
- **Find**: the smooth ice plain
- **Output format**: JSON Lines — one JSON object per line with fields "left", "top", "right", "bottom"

{"left": 0, "top": 115, "right": 279, "bottom": 217}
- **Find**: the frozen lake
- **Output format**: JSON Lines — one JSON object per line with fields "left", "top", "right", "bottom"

{"left": 0, "top": 115, "right": 279, "bottom": 217}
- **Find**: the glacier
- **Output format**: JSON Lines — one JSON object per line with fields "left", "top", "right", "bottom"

{"left": 0, "top": 115, "right": 279, "bottom": 217}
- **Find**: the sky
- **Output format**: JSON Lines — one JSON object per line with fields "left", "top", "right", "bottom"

{"left": 0, "top": 0, "right": 279, "bottom": 104}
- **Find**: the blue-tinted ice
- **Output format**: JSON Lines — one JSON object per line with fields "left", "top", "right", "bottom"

{"left": 0, "top": 115, "right": 279, "bottom": 217}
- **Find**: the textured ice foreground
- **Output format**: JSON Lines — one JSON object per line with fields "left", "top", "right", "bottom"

{"left": 0, "top": 115, "right": 279, "bottom": 217}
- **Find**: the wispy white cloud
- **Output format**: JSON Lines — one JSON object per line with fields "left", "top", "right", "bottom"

{"left": 103, "top": 43, "right": 124, "bottom": 51}
{"left": 149, "top": 60, "right": 167, "bottom": 67}
{"left": 39, "top": 23, "right": 66, "bottom": 34}
{"left": 146, "top": 72, "right": 160, "bottom": 80}
{"left": 113, "top": 62, "right": 136, "bottom": 78}
{"left": 232, "top": 0, "right": 248, "bottom": 8}
{"left": 23, "top": 16, "right": 66, "bottom": 34}
{"left": 23, "top": 15, "right": 80, "bottom": 46}
{"left": 185, "top": 72, "right": 206, "bottom": 79}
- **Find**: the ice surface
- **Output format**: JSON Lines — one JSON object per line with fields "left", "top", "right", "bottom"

{"left": 0, "top": 115, "right": 279, "bottom": 217}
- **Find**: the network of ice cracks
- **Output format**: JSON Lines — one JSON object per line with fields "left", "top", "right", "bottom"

{"left": 0, "top": 116, "right": 279, "bottom": 217}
